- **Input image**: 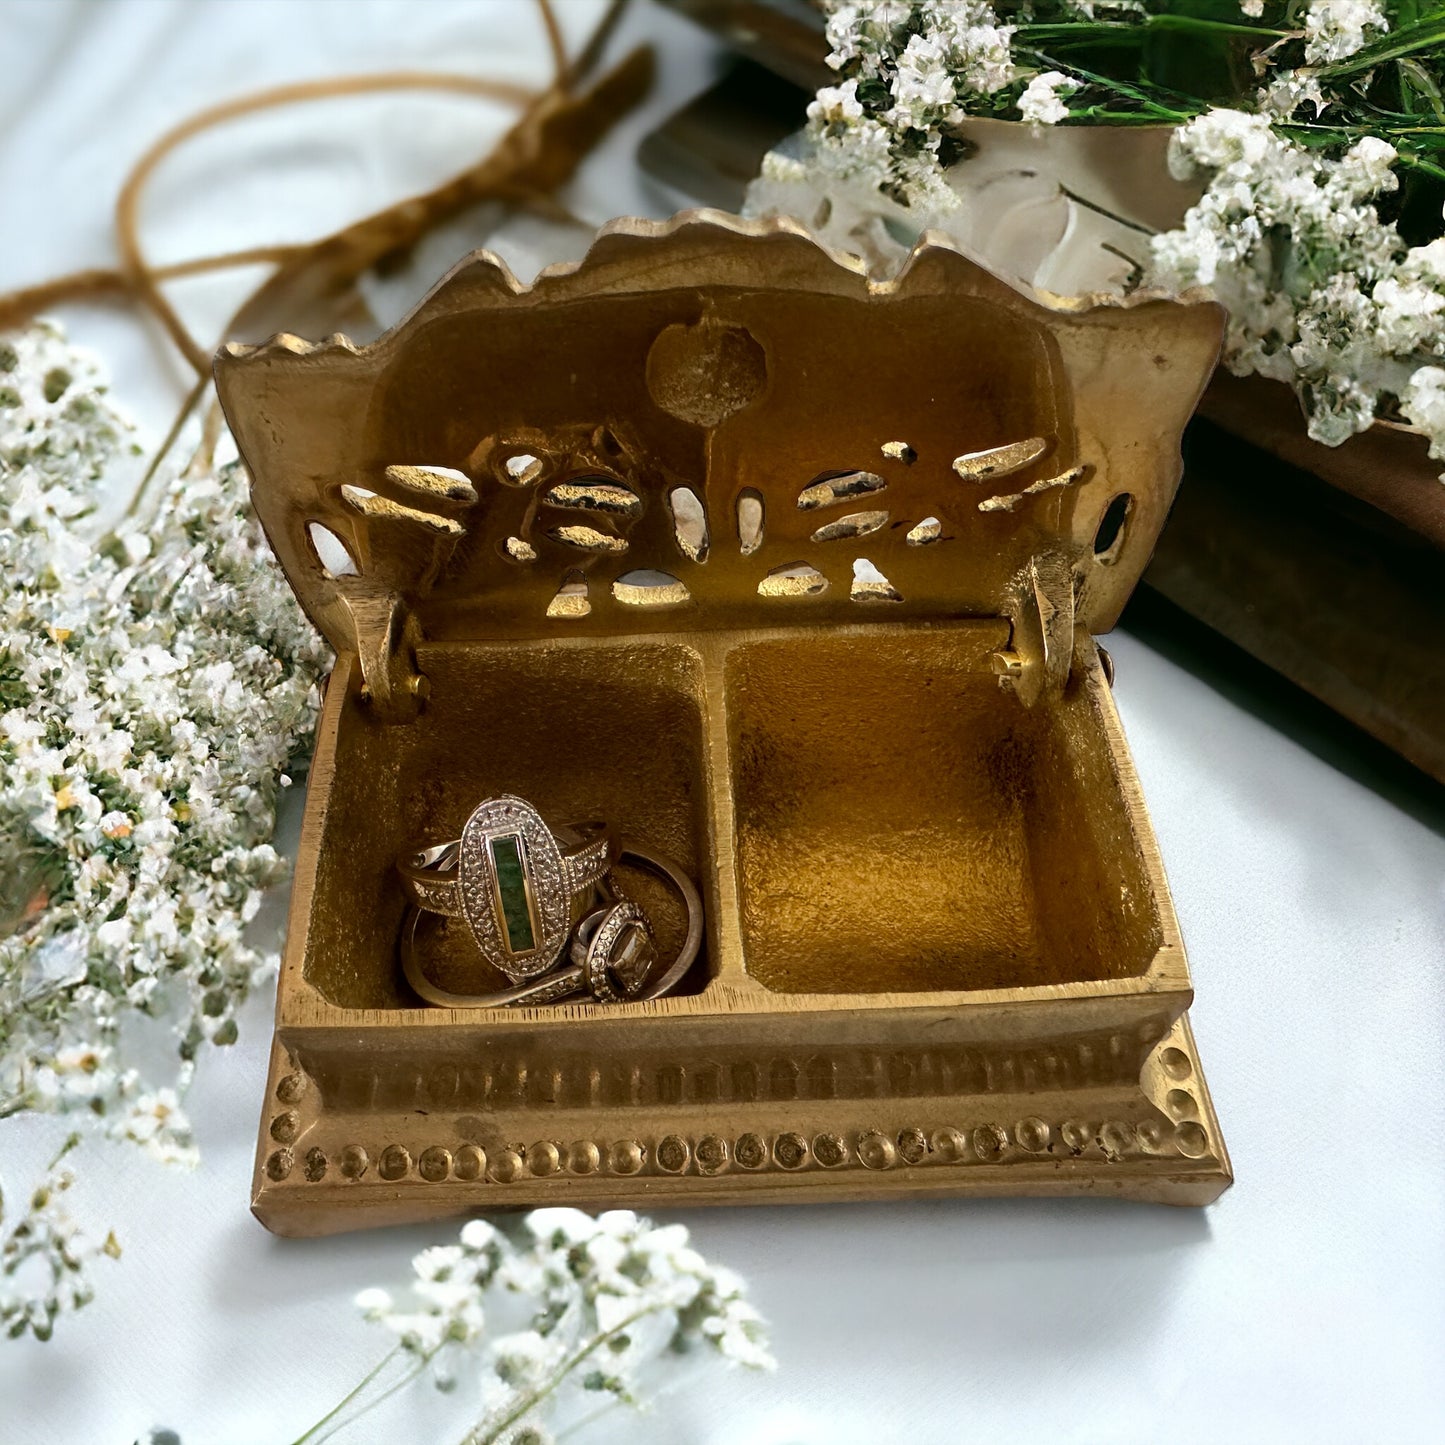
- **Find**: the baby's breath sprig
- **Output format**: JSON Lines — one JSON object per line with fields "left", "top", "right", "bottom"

{"left": 263, "top": 1212, "right": 773, "bottom": 1445}
{"left": 0, "top": 322, "right": 329, "bottom": 1338}
{"left": 1, "top": 1133, "right": 120, "bottom": 1341}
{"left": 753, "top": 0, "right": 1445, "bottom": 472}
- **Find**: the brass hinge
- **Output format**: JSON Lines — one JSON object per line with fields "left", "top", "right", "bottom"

{"left": 344, "top": 593, "right": 429, "bottom": 721}
{"left": 335, "top": 466, "right": 475, "bottom": 723}
{"left": 991, "top": 549, "right": 1076, "bottom": 707}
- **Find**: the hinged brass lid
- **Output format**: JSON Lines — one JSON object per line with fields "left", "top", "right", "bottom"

{"left": 215, "top": 212, "right": 1222, "bottom": 719}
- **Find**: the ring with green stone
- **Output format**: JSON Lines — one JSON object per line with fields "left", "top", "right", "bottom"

{"left": 397, "top": 795, "right": 612, "bottom": 983}
{"left": 399, "top": 844, "right": 702, "bottom": 1009}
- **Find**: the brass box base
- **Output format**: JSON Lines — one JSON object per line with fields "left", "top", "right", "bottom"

{"left": 253, "top": 622, "right": 1229, "bottom": 1234}
{"left": 217, "top": 216, "right": 1234, "bottom": 1232}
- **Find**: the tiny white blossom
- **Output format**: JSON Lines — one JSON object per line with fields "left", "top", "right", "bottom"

{"left": 333, "top": 1213, "right": 772, "bottom": 1440}
{"left": 1303, "top": 0, "right": 1388, "bottom": 63}
{"left": 355, "top": 1287, "right": 394, "bottom": 1318}
{"left": 1148, "top": 113, "right": 1445, "bottom": 466}
{"left": 807, "top": 79, "right": 865, "bottom": 127}
{"left": 0, "top": 321, "right": 329, "bottom": 1333}
{"left": 460, "top": 1218, "right": 499, "bottom": 1252}
{"left": 414, "top": 1245, "right": 465, "bottom": 1281}
{"left": 1258, "top": 71, "right": 1326, "bottom": 120}
{"left": 701, "top": 1297, "right": 777, "bottom": 1370}
{"left": 109, "top": 1089, "right": 197, "bottom": 1167}
{"left": 1401, "top": 367, "right": 1445, "bottom": 472}
{"left": 1017, "top": 71, "right": 1076, "bottom": 126}
{"left": 887, "top": 32, "right": 958, "bottom": 129}
{"left": 524, "top": 1207, "right": 602, "bottom": 1244}
{"left": 794, "top": 0, "right": 1020, "bottom": 212}
{"left": 490, "top": 1329, "right": 555, "bottom": 1387}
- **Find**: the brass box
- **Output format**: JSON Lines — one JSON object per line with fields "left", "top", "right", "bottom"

{"left": 215, "top": 214, "right": 1230, "bottom": 1235}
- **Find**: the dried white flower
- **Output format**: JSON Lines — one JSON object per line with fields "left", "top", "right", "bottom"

{"left": 928, "top": 0, "right": 1017, "bottom": 96}
{"left": 1402, "top": 366, "right": 1445, "bottom": 469}
{"left": 888, "top": 32, "right": 959, "bottom": 130}
{"left": 328, "top": 1211, "right": 771, "bottom": 1443}
{"left": 1, "top": 1136, "right": 119, "bottom": 1340}
{"left": 1017, "top": 71, "right": 1077, "bottom": 127}
{"left": 1150, "top": 113, "right": 1445, "bottom": 462}
{"left": 0, "top": 321, "right": 329, "bottom": 1335}
{"left": 803, "top": 0, "right": 1019, "bottom": 210}
{"left": 808, "top": 79, "right": 865, "bottom": 127}
{"left": 1258, "top": 71, "right": 1327, "bottom": 120}
{"left": 1303, "top": 0, "right": 1388, "bottom": 64}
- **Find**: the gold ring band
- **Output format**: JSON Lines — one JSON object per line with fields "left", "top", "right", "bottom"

{"left": 400, "top": 842, "right": 703, "bottom": 1009}
{"left": 396, "top": 794, "right": 612, "bottom": 982}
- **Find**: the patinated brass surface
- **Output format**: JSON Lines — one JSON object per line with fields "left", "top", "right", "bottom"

{"left": 215, "top": 213, "right": 1230, "bottom": 1233}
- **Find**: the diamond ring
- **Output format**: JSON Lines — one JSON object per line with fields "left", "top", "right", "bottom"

{"left": 399, "top": 844, "right": 703, "bottom": 1009}
{"left": 396, "top": 795, "right": 612, "bottom": 983}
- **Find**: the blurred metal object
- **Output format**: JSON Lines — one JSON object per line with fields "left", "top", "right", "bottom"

{"left": 639, "top": 58, "right": 810, "bottom": 210}
{"left": 642, "top": 0, "right": 819, "bottom": 211}
{"left": 656, "top": 0, "right": 829, "bottom": 89}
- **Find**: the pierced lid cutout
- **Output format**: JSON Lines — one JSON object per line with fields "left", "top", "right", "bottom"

{"left": 216, "top": 212, "right": 1223, "bottom": 664}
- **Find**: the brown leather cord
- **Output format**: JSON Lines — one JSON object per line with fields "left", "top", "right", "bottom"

{"left": 538, "top": 0, "right": 570, "bottom": 85}
{"left": 0, "top": 0, "right": 646, "bottom": 513}
{"left": 0, "top": 246, "right": 303, "bottom": 335}
{"left": 114, "top": 70, "right": 542, "bottom": 376}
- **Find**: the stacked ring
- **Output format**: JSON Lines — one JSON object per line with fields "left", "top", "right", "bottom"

{"left": 397, "top": 795, "right": 612, "bottom": 983}
{"left": 396, "top": 794, "right": 703, "bottom": 1010}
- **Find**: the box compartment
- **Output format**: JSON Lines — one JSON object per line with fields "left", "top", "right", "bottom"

{"left": 725, "top": 624, "right": 1163, "bottom": 994}
{"left": 303, "top": 639, "right": 714, "bottom": 1009}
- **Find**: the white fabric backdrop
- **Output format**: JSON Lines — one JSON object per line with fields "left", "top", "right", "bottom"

{"left": 2, "top": 3, "right": 1443, "bottom": 1441}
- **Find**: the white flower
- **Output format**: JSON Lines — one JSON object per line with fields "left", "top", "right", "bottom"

{"left": 1303, "top": 0, "right": 1388, "bottom": 64}
{"left": 1148, "top": 112, "right": 1445, "bottom": 466}
{"left": 887, "top": 32, "right": 957, "bottom": 129}
{"left": 1166, "top": 108, "right": 1275, "bottom": 181}
{"left": 414, "top": 1245, "right": 465, "bottom": 1282}
{"left": 813, "top": 113, "right": 896, "bottom": 186}
{"left": 1373, "top": 276, "right": 1445, "bottom": 355}
{"left": 1, "top": 318, "right": 330, "bottom": 1328}
{"left": 110, "top": 1089, "right": 197, "bottom": 1166}
{"left": 460, "top": 1218, "right": 499, "bottom": 1252}
{"left": 1401, "top": 367, "right": 1445, "bottom": 471}
{"left": 824, "top": 2, "right": 909, "bottom": 75}
{"left": 1334, "top": 135, "right": 1399, "bottom": 201}
{"left": 701, "top": 1297, "right": 777, "bottom": 1370}
{"left": 490, "top": 1329, "right": 555, "bottom": 1387}
{"left": 1017, "top": 71, "right": 1076, "bottom": 126}
{"left": 0, "top": 1146, "right": 118, "bottom": 1340}
{"left": 1259, "top": 71, "right": 1326, "bottom": 119}
{"left": 381, "top": 1310, "right": 450, "bottom": 1353}
{"left": 800, "top": 0, "right": 1019, "bottom": 212}
{"left": 807, "top": 79, "right": 864, "bottom": 127}
{"left": 355, "top": 1287, "right": 394, "bottom": 1318}
{"left": 929, "top": 0, "right": 1016, "bottom": 97}
{"left": 524, "top": 1208, "right": 602, "bottom": 1244}
{"left": 343, "top": 1212, "right": 774, "bottom": 1435}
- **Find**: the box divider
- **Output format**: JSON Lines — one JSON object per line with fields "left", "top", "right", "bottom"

{"left": 696, "top": 632, "right": 753, "bottom": 989}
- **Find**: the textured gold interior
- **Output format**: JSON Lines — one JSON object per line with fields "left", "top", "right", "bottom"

{"left": 216, "top": 214, "right": 1225, "bottom": 706}
{"left": 727, "top": 626, "right": 1161, "bottom": 993}
{"left": 301, "top": 621, "right": 1161, "bottom": 1010}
